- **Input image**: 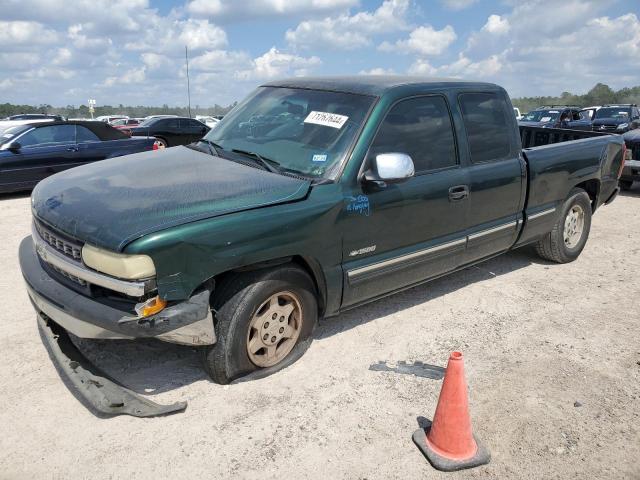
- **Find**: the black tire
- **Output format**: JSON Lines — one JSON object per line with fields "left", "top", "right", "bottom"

{"left": 619, "top": 180, "right": 633, "bottom": 191}
{"left": 534, "top": 188, "right": 592, "bottom": 263}
{"left": 202, "top": 265, "right": 318, "bottom": 384}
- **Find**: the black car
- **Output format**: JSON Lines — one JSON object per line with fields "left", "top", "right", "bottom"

{"left": 129, "top": 117, "right": 210, "bottom": 148}
{"left": 592, "top": 104, "right": 640, "bottom": 133}
{"left": 0, "top": 121, "right": 155, "bottom": 193}
{"left": 519, "top": 105, "right": 592, "bottom": 130}
{"left": 5, "top": 114, "right": 65, "bottom": 121}
{"left": 620, "top": 129, "right": 640, "bottom": 190}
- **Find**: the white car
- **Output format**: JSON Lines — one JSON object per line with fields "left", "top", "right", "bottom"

{"left": 513, "top": 107, "right": 523, "bottom": 120}
{"left": 95, "top": 115, "right": 129, "bottom": 124}
{"left": 195, "top": 116, "right": 220, "bottom": 129}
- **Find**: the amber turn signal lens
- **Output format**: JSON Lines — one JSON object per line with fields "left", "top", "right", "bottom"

{"left": 135, "top": 296, "right": 167, "bottom": 317}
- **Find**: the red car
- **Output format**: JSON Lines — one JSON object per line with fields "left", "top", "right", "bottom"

{"left": 111, "top": 118, "right": 141, "bottom": 136}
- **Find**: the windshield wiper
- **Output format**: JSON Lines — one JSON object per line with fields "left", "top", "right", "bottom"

{"left": 198, "top": 139, "right": 224, "bottom": 157}
{"left": 231, "top": 148, "right": 281, "bottom": 174}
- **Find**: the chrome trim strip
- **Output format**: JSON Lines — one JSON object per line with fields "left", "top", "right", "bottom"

{"left": 467, "top": 221, "right": 517, "bottom": 241}
{"left": 348, "top": 237, "right": 466, "bottom": 279}
{"left": 32, "top": 224, "right": 152, "bottom": 297}
{"left": 528, "top": 207, "right": 556, "bottom": 221}
{"left": 25, "top": 283, "right": 133, "bottom": 340}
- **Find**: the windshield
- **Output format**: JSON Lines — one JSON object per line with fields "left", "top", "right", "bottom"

{"left": 0, "top": 125, "right": 31, "bottom": 146}
{"left": 522, "top": 110, "right": 561, "bottom": 122}
{"left": 594, "top": 107, "right": 631, "bottom": 120}
{"left": 205, "top": 86, "right": 375, "bottom": 179}
{"left": 138, "top": 118, "right": 159, "bottom": 127}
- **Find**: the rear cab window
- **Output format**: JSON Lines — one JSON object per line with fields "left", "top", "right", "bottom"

{"left": 458, "top": 92, "right": 513, "bottom": 163}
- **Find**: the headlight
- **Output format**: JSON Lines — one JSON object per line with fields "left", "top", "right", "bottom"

{"left": 82, "top": 244, "right": 155, "bottom": 279}
{"left": 617, "top": 123, "right": 629, "bottom": 130}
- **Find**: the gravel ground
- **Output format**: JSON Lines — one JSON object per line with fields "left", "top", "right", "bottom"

{"left": 1, "top": 188, "right": 639, "bottom": 480}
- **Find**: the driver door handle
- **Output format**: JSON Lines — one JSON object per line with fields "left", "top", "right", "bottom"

{"left": 448, "top": 185, "right": 469, "bottom": 201}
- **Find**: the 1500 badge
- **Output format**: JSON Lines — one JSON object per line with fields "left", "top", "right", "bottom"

{"left": 349, "top": 245, "right": 377, "bottom": 257}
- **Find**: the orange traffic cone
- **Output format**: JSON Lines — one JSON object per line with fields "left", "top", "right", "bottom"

{"left": 413, "top": 351, "right": 490, "bottom": 471}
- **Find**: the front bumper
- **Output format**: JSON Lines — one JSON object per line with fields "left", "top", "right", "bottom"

{"left": 20, "top": 236, "right": 216, "bottom": 346}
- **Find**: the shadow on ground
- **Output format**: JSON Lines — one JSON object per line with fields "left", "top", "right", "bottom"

{"left": 67, "top": 247, "right": 545, "bottom": 396}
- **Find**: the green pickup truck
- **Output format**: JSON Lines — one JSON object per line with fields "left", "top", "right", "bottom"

{"left": 20, "top": 77, "right": 624, "bottom": 413}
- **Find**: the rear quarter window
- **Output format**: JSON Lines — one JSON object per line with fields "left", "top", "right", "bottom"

{"left": 458, "top": 92, "right": 512, "bottom": 163}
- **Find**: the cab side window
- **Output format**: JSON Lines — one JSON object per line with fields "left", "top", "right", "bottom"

{"left": 76, "top": 126, "right": 100, "bottom": 143}
{"left": 458, "top": 92, "right": 512, "bottom": 163}
{"left": 18, "top": 125, "right": 76, "bottom": 147}
{"left": 369, "top": 96, "right": 457, "bottom": 173}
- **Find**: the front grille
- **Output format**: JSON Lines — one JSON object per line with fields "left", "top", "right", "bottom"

{"left": 632, "top": 145, "right": 640, "bottom": 160}
{"left": 594, "top": 125, "right": 618, "bottom": 132}
{"left": 50, "top": 263, "right": 88, "bottom": 287}
{"left": 34, "top": 220, "right": 82, "bottom": 261}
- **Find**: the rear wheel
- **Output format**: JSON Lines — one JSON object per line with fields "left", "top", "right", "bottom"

{"left": 153, "top": 137, "right": 167, "bottom": 149}
{"left": 202, "top": 265, "right": 317, "bottom": 384}
{"left": 619, "top": 180, "right": 633, "bottom": 191}
{"left": 534, "top": 188, "right": 592, "bottom": 263}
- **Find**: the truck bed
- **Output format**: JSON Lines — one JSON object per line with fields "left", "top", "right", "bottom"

{"left": 516, "top": 126, "right": 624, "bottom": 246}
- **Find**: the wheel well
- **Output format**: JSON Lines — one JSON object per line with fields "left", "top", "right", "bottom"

{"left": 214, "top": 255, "right": 327, "bottom": 316}
{"left": 573, "top": 179, "right": 600, "bottom": 211}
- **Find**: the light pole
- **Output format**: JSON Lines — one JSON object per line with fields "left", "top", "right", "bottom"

{"left": 185, "top": 46, "right": 192, "bottom": 118}
{"left": 88, "top": 99, "right": 96, "bottom": 119}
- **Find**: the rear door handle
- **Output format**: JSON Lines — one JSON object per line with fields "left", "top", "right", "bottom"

{"left": 66, "top": 146, "right": 79, "bottom": 152}
{"left": 448, "top": 185, "right": 469, "bottom": 201}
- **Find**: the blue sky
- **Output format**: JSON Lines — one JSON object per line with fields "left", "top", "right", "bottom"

{"left": 1, "top": 0, "right": 639, "bottom": 107}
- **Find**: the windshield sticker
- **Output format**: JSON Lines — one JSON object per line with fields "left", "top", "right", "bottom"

{"left": 549, "top": 110, "right": 559, "bottom": 113}
{"left": 312, "top": 154, "right": 327, "bottom": 162}
{"left": 540, "top": 117, "right": 552, "bottom": 122}
{"left": 346, "top": 195, "right": 370, "bottom": 216}
{"left": 304, "top": 111, "right": 349, "bottom": 129}
{"left": 619, "top": 112, "right": 629, "bottom": 115}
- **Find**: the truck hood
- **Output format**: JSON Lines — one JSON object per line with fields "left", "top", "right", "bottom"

{"left": 31, "top": 146, "right": 311, "bottom": 251}
{"left": 592, "top": 117, "right": 626, "bottom": 126}
{"left": 519, "top": 120, "right": 554, "bottom": 128}
{"left": 623, "top": 129, "right": 640, "bottom": 145}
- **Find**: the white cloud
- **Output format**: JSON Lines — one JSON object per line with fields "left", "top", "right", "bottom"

{"left": 286, "top": 0, "right": 410, "bottom": 50}
{"left": 482, "top": 15, "right": 510, "bottom": 35}
{"left": 0, "top": 21, "right": 58, "bottom": 45}
{"left": 379, "top": 25, "right": 457, "bottom": 56}
{"left": 359, "top": 67, "right": 396, "bottom": 75}
{"left": 440, "top": 0, "right": 478, "bottom": 11}
{"left": 104, "top": 67, "right": 146, "bottom": 87}
{"left": 241, "top": 47, "right": 322, "bottom": 80}
{"left": 187, "top": 0, "right": 358, "bottom": 19}
{"left": 190, "top": 50, "right": 252, "bottom": 73}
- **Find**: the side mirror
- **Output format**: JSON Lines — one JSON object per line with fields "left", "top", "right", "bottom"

{"left": 364, "top": 153, "right": 415, "bottom": 187}
{"left": 7, "top": 142, "right": 21, "bottom": 152}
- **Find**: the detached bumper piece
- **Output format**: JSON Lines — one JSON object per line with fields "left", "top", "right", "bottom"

{"left": 38, "top": 314, "right": 187, "bottom": 418}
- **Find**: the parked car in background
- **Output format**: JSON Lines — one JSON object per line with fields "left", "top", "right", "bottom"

{"left": 195, "top": 115, "right": 220, "bottom": 129}
{"left": 111, "top": 118, "right": 142, "bottom": 136}
{"left": 513, "top": 107, "right": 523, "bottom": 120}
{"left": 580, "top": 106, "right": 601, "bottom": 120}
{"left": 620, "top": 129, "right": 640, "bottom": 190}
{"left": 520, "top": 106, "right": 592, "bottom": 130}
{"left": 129, "top": 116, "right": 210, "bottom": 148}
{"left": 0, "top": 121, "right": 155, "bottom": 193}
{"left": 591, "top": 104, "right": 640, "bottom": 133}
{"left": 95, "top": 115, "right": 129, "bottom": 124}
{"left": 18, "top": 77, "right": 625, "bottom": 408}
{"left": 4, "top": 114, "right": 65, "bottom": 121}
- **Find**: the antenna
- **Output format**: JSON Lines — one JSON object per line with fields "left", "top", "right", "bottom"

{"left": 185, "top": 45, "right": 192, "bottom": 118}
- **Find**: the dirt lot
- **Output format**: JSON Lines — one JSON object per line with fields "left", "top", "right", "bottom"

{"left": 1, "top": 188, "right": 639, "bottom": 480}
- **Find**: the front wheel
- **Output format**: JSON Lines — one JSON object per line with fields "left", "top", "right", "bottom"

{"left": 534, "top": 188, "right": 592, "bottom": 263}
{"left": 153, "top": 137, "right": 167, "bottom": 149}
{"left": 202, "top": 265, "right": 318, "bottom": 384}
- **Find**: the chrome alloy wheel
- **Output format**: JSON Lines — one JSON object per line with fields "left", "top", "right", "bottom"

{"left": 246, "top": 291, "right": 302, "bottom": 367}
{"left": 563, "top": 204, "right": 585, "bottom": 249}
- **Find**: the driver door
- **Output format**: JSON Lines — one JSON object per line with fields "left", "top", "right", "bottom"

{"left": 341, "top": 95, "right": 469, "bottom": 308}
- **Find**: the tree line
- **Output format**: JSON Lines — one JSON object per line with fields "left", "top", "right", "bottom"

{"left": 2, "top": 83, "right": 639, "bottom": 119}
{"left": 511, "top": 83, "right": 640, "bottom": 114}
{"left": 0, "top": 102, "right": 238, "bottom": 119}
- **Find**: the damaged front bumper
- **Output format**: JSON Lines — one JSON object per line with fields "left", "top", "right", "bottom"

{"left": 20, "top": 236, "right": 216, "bottom": 346}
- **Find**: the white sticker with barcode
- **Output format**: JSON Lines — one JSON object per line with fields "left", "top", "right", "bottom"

{"left": 304, "top": 111, "right": 348, "bottom": 129}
